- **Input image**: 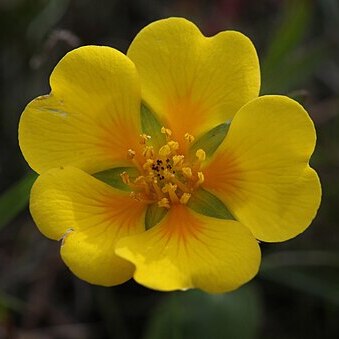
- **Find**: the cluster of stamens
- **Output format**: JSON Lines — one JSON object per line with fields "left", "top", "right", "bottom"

{"left": 151, "top": 158, "right": 174, "bottom": 181}
{"left": 121, "top": 128, "right": 206, "bottom": 209}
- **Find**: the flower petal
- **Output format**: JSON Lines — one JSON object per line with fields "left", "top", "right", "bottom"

{"left": 127, "top": 17, "right": 260, "bottom": 140}
{"left": 30, "top": 167, "right": 147, "bottom": 286}
{"left": 116, "top": 205, "right": 260, "bottom": 293}
{"left": 19, "top": 46, "right": 141, "bottom": 174}
{"left": 203, "top": 95, "right": 321, "bottom": 242}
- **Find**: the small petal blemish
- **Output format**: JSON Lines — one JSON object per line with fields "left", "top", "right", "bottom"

{"left": 60, "top": 228, "right": 74, "bottom": 246}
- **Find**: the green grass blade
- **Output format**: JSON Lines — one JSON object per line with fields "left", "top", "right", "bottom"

{"left": 0, "top": 172, "right": 38, "bottom": 230}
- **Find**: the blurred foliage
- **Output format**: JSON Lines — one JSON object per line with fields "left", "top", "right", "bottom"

{"left": 0, "top": 172, "right": 37, "bottom": 230}
{"left": 144, "top": 284, "right": 262, "bottom": 339}
{"left": 1, "top": 0, "right": 339, "bottom": 338}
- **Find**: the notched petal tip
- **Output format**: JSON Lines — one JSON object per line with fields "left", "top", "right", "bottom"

{"left": 204, "top": 95, "right": 321, "bottom": 242}
{"left": 127, "top": 17, "right": 260, "bottom": 140}
{"left": 19, "top": 45, "right": 142, "bottom": 174}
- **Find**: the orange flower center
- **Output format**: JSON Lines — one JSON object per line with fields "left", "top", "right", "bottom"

{"left": 122, "top": 128, "right": 206, "bottom": 208}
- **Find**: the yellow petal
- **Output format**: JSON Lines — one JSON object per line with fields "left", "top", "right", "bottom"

{"left": 30, "top": 167, "right": 147, "bottom": 286}
{"left": 19, "top": 46, "right": 141, "bottom": 174}
{"left": 116, "top": 204, "right": 260, "bottom": 293}
{"left": 203, "top": 95, "right": 321, "bottom": 242}
{"left": 127, "top": 17, "right": 260, "bottom": 141}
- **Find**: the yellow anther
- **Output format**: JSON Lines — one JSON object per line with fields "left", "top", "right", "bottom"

{"left": 184, "top": 133, "right": 195, "bottom": 143}
{"left": 158, "top": 197, "right": 170, "bottom": 209}
{"left": 134, "top": 176, "right": 146, "bottom": 184}
{"left": 196, "top": 149, "right": 206, "bottom": 162}
{"left": 143, "top": 145, "right": 154, "bottom": 158}
{"left": 172, "top": 155, "right": 184, "bottom": 168}
{"left": 162, "top": 183, "right": 179, "bottom": 203}
{"left": 134, "top": 175, "right": 151, "bottom": 195}
{"left": 180, "top": 192, "right": 191, "bottom": 205}
{"left": 127, "top": 149, "right": 136, "bottom": 159}
{"left": 163, "top": 169, "right": 173, "bottom": 180}
{"left": 147, "top": 171, "right": 155, "bottom": 179}
{"left": 130, "top": 191, "right": 142, "bottom": 201}
{"left": 197, "top": 171, "right": 205, "bottom": 185}
{"left": 162, "top": 183, "right": 177, "bottom": 193}
{"left": 181, "top": 167, "right": 193, "bottom": 178}
{"left": 161, "top": 126, "right": 172, "bottom": 138}
{"left": 139, "top": 133, "right": 151, "bottom": 144}
{"left": 120, "top": 171, "right": 130, "bottom": 185}
{"left": 143, "top": 158, "right": 154, "bottom": 171}
{"left": 159, "top": 144, "right": 171, "bottom": 157}
{"left": 167, "top": 141, "right": 179, "bottom": 152}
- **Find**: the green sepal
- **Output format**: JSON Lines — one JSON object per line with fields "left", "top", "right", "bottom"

{"left": 93, "top": 167, "right": 138, "bottom": 191}
{"left": 140, "top": 103, "right": 166, "bottom": 149}
{"left": 189, "top": 122, "right": 230, "bottom": 159}
{"left": 145, "top": 203, "right": 168, "bottom": 230}
{"left": 188, "top": 188, "right": 235, "bottom": 220}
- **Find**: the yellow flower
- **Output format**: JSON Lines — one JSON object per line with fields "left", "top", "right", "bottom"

{"left": 19, "top": 18, "right": 321, "bottom": 293}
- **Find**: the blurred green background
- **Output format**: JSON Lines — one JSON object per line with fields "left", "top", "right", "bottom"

{"left": 1, "top": 0, "right": 339, "bottom": 338}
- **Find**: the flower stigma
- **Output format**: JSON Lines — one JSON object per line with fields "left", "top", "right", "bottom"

{"left": 123, "top": 128, "right": 206, "bottom": 208}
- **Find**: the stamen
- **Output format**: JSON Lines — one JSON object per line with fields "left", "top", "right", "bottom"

{"left": 195, "top": 171, "right": 205, "bottom": 187}
{"left": 172, "top": 155, "right": 184, "bottom": 168}
{"left": 184, "top": 133, "right": 195, "bottom": 143}
{"left": 167, "top": 141, "right": 179, "bottom": 152}
{"left": 180, "top": 193, "right": 191, "bottom": 204}
{"left": 130, "top": 191, "right": 154, "bottom": 204}
{"left": 159, "top": 144, "right": 171, "bottom": 157}
{"left": 143, "top": 145, "right": 154, "bottom": 158}
{"left": 134, "top": 176, "right": 146, "bottom": 184}
{"left": 162, "top": 183, "right": 179, "bottom": 203}
{"left": 181, "top": 167, "right": 193, "bottom": 178}
{"left": 162, "top": 169, "right": 173, "bottom": 180}
{"left": 130, "top": 191, "right": 142, "bottom": 201}
{"left": 158, "top": 197, "right": 170, "bottom": 209}
{"left": 120, "top": 171, "right": 130, "bottom": 185}
{"left": 143, "top": 158, "right": 154, "bottom": 171}
{"left": 161, "top": 127, "right": 172, "bottom": 138}
{"left": 170, "top": 176, "right": 191, "bottom": 193}
{"left": 139, "top": 133, "right": 151, "bottom": 144}
{"left": 152, "top": 181, "right": 164, "bottom": 199}
{"left": 196, "top": 149, "right": 206, "bottom": 162}
{"left": 127, "top": 149, "right": 136, "bottom": 159}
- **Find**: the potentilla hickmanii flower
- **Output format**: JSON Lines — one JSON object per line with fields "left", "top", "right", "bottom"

{"left": 19, "top": 17, "right": 321, "bottom": 293}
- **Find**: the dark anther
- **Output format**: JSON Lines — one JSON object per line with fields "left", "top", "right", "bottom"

{"left": 161, "top": 176, "right": 165, "bottom": 180}
{"left": 166, "top": 159, "right": 170, "bottom": 163}
{"left": 161, "top": 166, "right": 164, "bottom": 170}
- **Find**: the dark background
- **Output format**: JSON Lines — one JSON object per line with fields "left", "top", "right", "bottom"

{"left": 1, "top": 0, "right": 339, "bottom": 338}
